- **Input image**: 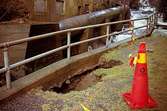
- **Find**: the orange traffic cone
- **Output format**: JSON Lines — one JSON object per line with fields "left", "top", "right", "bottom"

{"left": 123, "top": 42, "right": 157, "bottom": 109}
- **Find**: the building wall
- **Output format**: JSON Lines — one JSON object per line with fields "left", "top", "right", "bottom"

{"left": 25, "top": 0, "right": 124, "bottom": 22}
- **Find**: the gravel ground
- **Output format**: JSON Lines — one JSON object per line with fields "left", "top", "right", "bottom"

{"left": 0, "top": 31, "right": 167, "bottom": 111}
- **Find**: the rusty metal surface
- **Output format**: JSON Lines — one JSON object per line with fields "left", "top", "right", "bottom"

{"left": 59, "top": 6, "right": 128, "bottom": 30}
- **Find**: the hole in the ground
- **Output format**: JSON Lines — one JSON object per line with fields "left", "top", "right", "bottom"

{"left": 46, "top": 59, "right": 123, "bottom": 93}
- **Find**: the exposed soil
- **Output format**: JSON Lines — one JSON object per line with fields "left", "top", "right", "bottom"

{"left": 47, "top": 60, "right": 123, "bottom": 93}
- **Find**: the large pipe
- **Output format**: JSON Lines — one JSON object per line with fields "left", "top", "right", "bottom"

{"left": 59, "top": 6, "right": 128, "bottom": 30}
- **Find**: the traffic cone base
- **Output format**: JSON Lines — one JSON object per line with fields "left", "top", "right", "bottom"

{"left": 123, "top": 92, "right": 157, "bottom": 109}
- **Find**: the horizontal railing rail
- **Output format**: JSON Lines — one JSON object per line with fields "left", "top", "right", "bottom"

{"left": 0, "top": 17, "right": 149, "bottom": 48}
{"left": 0, "top": 12, "right": 157, "bottom": 89}
{"left": 0, "top": 25, "right": 147, "bottom": 74}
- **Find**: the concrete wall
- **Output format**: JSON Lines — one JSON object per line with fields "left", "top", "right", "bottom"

{"left": 0, "top": 24, "right": 30, "bottom": 78}
{"left": 0, "top": 24, "right": 30, "bottom": 63}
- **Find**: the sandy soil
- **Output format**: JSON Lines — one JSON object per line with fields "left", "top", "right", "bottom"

{"left": 0, "top": 30, "right": 166, "bottom": 111}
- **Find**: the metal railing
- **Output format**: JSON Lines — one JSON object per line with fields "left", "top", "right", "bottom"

{"left": 0, "top": 12, "right": 157, "bottom": 89}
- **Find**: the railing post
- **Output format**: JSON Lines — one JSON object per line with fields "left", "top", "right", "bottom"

{"left": 152, "top": 15, "right": 154, "bottom": 28}
{"left": 149, "top": 17, "right": 151, "bottom": 31}
{"left": 151, "top": 15, "right": 152, "bottom": 21}
{"left": 152, "top": 14, "right": 155, "bottom": 27}
{"left": 151, "top": 15, "right": 154, "bottom": 29}
{"left": 150, "top": 15, "right": 152, "bottom": 30}
{"left": 131, "top": 21, "right": 134, "bottom": 35}
{"left": 3, "top": 47, "right": 11, "bottom": 89}
{"left": 106, "top": 25, "right": 110, "bottom": 47}
{"left": 147, "top": 17, "right": 149, "bottom": 32}
{"left": 155, "top": 13, "right": 158, "bottom": 28}
{"left": 67, "top": 31, "right": 71, "bottom": 59}
{"left": 150, "top": 16, "right": 152, "bottom": 30}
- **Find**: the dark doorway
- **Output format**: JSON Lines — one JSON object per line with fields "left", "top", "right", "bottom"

{"left": 25, "top": 24, "right": 61, "bottom": 74}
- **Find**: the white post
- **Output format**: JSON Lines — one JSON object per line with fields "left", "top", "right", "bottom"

{"left": 3, "top": 47, "right": 11, "bottom": 89}
{"left": 131, "top": 21, "right": 134, "bottom": 35}
{"left": 106, "top": 25, "right": 110, "bottom": 47}
{"left": 151, "top": 15, "right": 154, "bottom": 29}
{"left": 149, "top": 16, "right": 151, "bottom": 31}
{"left": 154, "top": 13, "right": 157, "bottom": 27}
{"left": 147, "top": 18, "right": 149, "bottom": 32}
{"left": 153, "top": 14, "right": 155, "bottom": 27}
{"left": 67, "top": 32, "right": 71, "bottom": 59}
